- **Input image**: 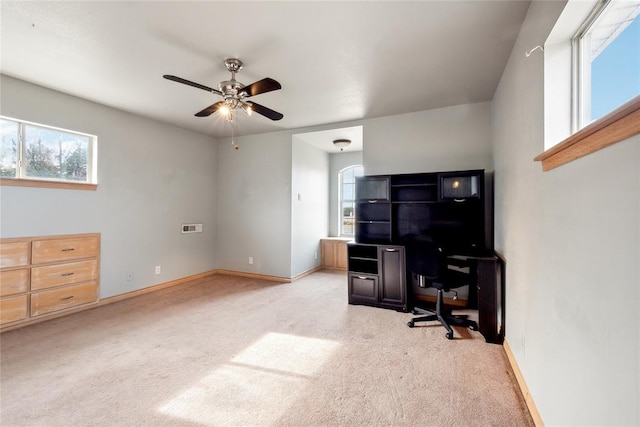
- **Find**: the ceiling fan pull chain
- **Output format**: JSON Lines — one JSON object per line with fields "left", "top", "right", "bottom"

{"left": 231, "top": 116, "right": 239, "bottom": 150}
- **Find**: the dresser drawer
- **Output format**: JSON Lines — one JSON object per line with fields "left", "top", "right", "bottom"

{"left": 32, "top": 236, "right": 99, "bottom": 265}
{"left": 0, "top": 295, "right": 28, "bottom": 325}
{"left": 31, "top": 260, "right": 98, "bottom": 291}
{"left": 0, "top": 241, "right": 29, "bottom": 269}
{"left": 31, "top": 282, "right": 98, "bottom": 317}
{"left": 0, "top": 268, "right": 29, "bottom": 297}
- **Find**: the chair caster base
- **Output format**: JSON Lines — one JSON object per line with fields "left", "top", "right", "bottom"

{"left": 446, "top": 331, "right": 454, "bottom": 340}
{"left": 407, "top": 321, "right": 414, "bottom": 328}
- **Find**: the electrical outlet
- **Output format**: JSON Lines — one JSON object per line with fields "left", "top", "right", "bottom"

{"left": 155, "top": 265, "right": 161, "bottom": 275}
{"left": 126, "top": 272, "right": 133, "bottom": 281}
{"left": 314, "top": 252, "right": 318, "bottom": 260}
{"left": 248, "top": 257, "right": 254, "bottom": 265}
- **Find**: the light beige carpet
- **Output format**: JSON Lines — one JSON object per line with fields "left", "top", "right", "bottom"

{"left": 1, "top": 270, "right": 532, "bottom": 426}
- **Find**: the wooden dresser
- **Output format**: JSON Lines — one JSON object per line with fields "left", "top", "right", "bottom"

{"left": 0, "top": 233, "right": 100, "bottom": 330}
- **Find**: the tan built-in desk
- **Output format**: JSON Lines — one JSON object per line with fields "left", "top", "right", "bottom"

{"left": 320, "top": 238, "right": 352, "bottom": 271}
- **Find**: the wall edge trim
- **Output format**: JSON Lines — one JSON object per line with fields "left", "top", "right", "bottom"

{"left": 503, "top": 338, "right": 545, "bottom": 427}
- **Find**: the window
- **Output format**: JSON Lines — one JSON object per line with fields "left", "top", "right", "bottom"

{"left": 574, "top": 0, "right": 640, "bottom": 128}
{"left": 338, "top": 165, "right": 363, "bottom": 237}
{"left": 538, "top": 0, "right": 640, "bottom": 170}
{"left": 0, "top": 116, "right": 97, "bottom": 187}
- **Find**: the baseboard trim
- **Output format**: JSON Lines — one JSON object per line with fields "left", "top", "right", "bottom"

{"left": 291, "top": 266, "right": 323, "bottom": 281}
{"left": 214, "top": 269, "right": 292, "bottom": 283}
{"left": 98, "top": 270, "right": 218, "bottom": 306}
{"left": 503, "top": 338, "right": 544, "bottom": 427}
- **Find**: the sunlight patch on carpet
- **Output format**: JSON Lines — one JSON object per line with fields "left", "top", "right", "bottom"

{"left": 231, "top": 332, "right": 341, "bottom": 376}
{"left": 158, "top": 332, "right": 340, "bottom": 425}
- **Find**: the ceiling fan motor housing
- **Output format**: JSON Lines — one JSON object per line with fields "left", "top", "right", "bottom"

{"left": 219, "top": 80, "right": 246, "bottom": 106}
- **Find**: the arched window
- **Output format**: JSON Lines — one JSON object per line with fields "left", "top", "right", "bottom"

{"left": 338, "top": 165, "right": 364, "bottom": 236}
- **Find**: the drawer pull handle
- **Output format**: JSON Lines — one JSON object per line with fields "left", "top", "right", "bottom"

{"left": 358, "top": 275, "right": 367, "bottom": 279}
{"left": 384, "top": 248, "right": 397, "bottom": 252}
{"left": 59, "top": 295, "right": 75, "bottom": 302}
{"left": 61, "top": 248, "right": 75, "bottom": 252}
{"left": 60, "top": 272, "right": 75, "bottom": 277}
{"left": 368, "top": 200, "right": 377, "bottom": 203}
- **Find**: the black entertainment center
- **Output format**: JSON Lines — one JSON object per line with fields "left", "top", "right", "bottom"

{"left": 347, "top": 169, "right": 504, "bottom": 343}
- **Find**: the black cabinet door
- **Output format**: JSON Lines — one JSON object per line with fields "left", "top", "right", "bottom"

{"left": 356, "top": 176, "right": 390, "bottom": 201}
{"left": 348, "top": 273, "right": 379, "bottom": 305}
{"left": 378, "top": 246, "right": 407, "bottom": 311}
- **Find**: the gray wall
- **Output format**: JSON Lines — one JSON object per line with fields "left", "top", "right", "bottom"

{"left": 214, "top": 104, "right": 493, "bottom": 279}
{"left": 215, "top": 131, "right": 293, "bottom": 278}
{"left": 363, "top": 102, "right": 493, "bottom": 175}
{"left": 0, "top": 75, "right": 218, "bottom": 298}
{"left": 291, "top": 137, "right": 329, "bottom": 277}
{"left": 492, "top": 1, "right": 639, "bottom": 425}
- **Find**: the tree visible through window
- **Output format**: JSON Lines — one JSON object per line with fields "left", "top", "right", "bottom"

{"left": 0, "top": 117, "right": 96, "bottom": 184}
{"left": 339, "top": 165, "right": 363, "bottom": 236}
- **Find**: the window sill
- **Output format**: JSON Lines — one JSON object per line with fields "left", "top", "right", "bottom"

{"left": 0, "top": 178, "right": 97, "bottom": 191}
{"left": 535, "top": 95, "right": 640, "bottom": 171}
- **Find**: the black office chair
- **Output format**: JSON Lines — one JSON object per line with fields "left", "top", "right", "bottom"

{"left": 403, "top": 234, "right": 478, "bottom": 339}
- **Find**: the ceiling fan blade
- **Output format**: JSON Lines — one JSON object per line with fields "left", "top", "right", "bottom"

{"left": 163, "top": 75, "right": 222, "bottom": 95}
{"left": 241, "top": 78, "right": 282, "bottom": 97}
{"left": 195, "top": 101, "right": 225, "bottom": 117}
{"left": 250, "top": 102, "right": 284, "bottom": 121}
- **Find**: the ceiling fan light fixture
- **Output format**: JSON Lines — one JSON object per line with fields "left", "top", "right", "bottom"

{"left": 219, "top": 105, "right": 232, "bottom": 120}
{"left": 333, "top": 138, "right": 351, "bottom": 151}
{"left": 241, "top": 102, "right": 253, "bottom": 116}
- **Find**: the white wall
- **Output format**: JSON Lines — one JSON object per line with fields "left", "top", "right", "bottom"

{"left": 291, "top": 137, "right": 329, "bottom": 277}
{"left": 0, "top": 75, "right": 218, "bottom": 298}
{"left": 363, "top": 102, "right": 493, "bottom": 175}
{"left": 328, "top": 151, "right": 363, "bottom": 237}
{"left": 492, "top": 1, "right": 640, "bottom": 425}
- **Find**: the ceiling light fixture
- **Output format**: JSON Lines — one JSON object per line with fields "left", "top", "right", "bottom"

{"left": 333, "top": 138, "right": 351, "bottom": 151}
{"left": 163, "top": 57, "right": 283, "bottom": 123}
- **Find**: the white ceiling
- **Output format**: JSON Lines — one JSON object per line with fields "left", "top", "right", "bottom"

{"left": 0, "top": 1, "right": 530, "bottom": 147}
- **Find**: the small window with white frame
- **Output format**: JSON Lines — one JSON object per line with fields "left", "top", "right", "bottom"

{"left": 573, "top": 0, "right": 640, "bottom": 129}
{"left": 0, "top": 116, "right": 97, "bottom": 185}
{"left": 339, "top": 165, "right": 363, "bottom": 237}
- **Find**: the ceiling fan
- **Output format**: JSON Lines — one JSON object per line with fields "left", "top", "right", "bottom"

{"left": 163, "top": 58, "right": 283, "bottom": 121}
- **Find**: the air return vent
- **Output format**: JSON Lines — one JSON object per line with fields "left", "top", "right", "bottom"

{"left": 181, "top": 223, "right": 203, "bottom": 234}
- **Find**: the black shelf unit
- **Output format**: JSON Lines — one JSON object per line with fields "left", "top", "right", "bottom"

{"left": 391, "top": 173, "right": 439, "bottom": 203}
{"left": 347, "top": 243, "right": 406, "bottom": 311}
{"left": 355, "top": 170, "right": 489, "bottom": 252}
{"left": 355, "top": 176, "right": 392, "bottom": 244}
{"left": 349, "top": 169, "right": 502, "bottom": 343}
{"left": 347, "top": 244, "right": 378, "bottom": 275}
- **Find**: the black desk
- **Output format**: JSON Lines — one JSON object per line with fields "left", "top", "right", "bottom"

{"left": 410, "top": 253, "right": 504, "bottom": 344}
{"left": 348, "top": 242, "right": 505, "bottom": 344}
{"left": 468, "top": 255, "right": 504, "bottom": 344}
